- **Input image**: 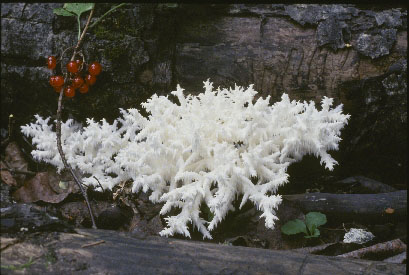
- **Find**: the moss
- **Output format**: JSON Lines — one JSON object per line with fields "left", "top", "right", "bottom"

{"left": 92, "top": 9, "right": 141, "bottom": 40}
{"left": 104, "top": 45, "right": 126, "bottom": 61}
{"left": 93, "top": 24, "right": 124, "bottom": 41}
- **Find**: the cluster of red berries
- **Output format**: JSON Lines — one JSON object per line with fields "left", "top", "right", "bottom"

{"left": 47, "top": 56, "right": 102, "bottom": 98}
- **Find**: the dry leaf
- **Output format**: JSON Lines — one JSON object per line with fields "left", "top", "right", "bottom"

{"left": 12, "top": 172, "right": 70, "bottom": 203}
{"left": 4, "top": 142, "right": 29, "bottom": 185}
{"left": 0, "top": 161, "right": 17, "bottom": 186}
{"left": 385, "top": 208, "right": 395, "bottom": 214}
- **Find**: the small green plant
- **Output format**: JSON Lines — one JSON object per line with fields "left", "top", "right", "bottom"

{"left": 1, "top": 257, "right": 35, "bottom": 271}
{"left": 281, "top": 212, "right": 327, "bottom": 238}
{"left": 53, "top": 3, "right": 95, "bottom": 41}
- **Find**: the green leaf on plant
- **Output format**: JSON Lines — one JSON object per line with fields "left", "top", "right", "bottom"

{"left": 281, "top": 219, "right": 308, "bottom": 235}
{"left": 53, "top": 8, "right": 75, "bottom": 17}
{"left": 63, "top": 3, "right": 95, "bottom": 17}
{"left": 305, "top": 212, "right": 326, "bottom": 234}
{"left": 305, "top": 228, "right": 320, "bottom": 238}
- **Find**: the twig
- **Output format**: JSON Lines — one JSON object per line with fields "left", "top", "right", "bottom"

{"left": 81, "top": 240, "right": 105, "bottom": 248}
{"left": 56, "top": 6, "right": 97, "bottom": 229}
{"left": 8, "top": 114, "right": 14, "bottom": 140}
{"left": 0, "top": 168, "right": 36, "bottom": 176}
{"left": 1, "top": 115, "right": 15, "bottom": 147}
{"left": 337, "top": 239, "right": 407, "bottom": 259}
{"left": 93, "top": 176, "right": 105, "bottom": 192}
{"left": 89, "top": 3, "right": 128, "bottom": 29}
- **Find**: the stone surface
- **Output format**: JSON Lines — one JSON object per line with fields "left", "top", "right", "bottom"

{"left": 1, "top": 203, "right": 72, "bottom": 233}
{"left": 338, "top": 58, "right": 407, "bottom": 186}
{"left": 356, "top": 29, "right": 397, "bottom": 59}
{"left": 1, "top": 3, "right": 407, "bottom": 188}
{"left": 0, "top": 182, "right": 12, "bottom": 208}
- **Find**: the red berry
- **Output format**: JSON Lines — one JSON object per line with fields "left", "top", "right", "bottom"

{"left": 54, "top": 75, "right": 64, "bottom": 87}
{"left": 49, "top": 76, "right": 56, "bottom": 86}
{"left": 67, "top": 61, "right": 78, "bottom": 73}
{"left": 79, "top": 83, "right": 89, "bottom": 94}
{"left": 64, "top": 86, "right": 76, "bottom": 98}
{"left": 47, "top": 56, "right": 56, "bottom": 70}
{"left": 75, "top": 59, "right": 83, "bottom": 66}
{"left": 72, "top": 76, "right": 84, "bottom": 88}
{"left": 54, "top": 86, "right": 63, "bottom": 93}
{"left": 88, "top": 62, "right": 102, "bottom": 76}
{"left": 50, "top": 75, "right": 64, "bottom": 87}
{"left": 85, "top": 74, "right": 97, "bottom": 86}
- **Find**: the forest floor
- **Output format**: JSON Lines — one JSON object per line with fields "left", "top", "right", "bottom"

{"left": 1, "top": 141, "right": 407, "bottom": 274}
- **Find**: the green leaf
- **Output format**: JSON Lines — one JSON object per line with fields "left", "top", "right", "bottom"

{"left": 305, "top": 212, "right": 327, "bottom": 233}
{"left": 63, "top": 3, "right": 94, "bottom": 17}
{"left": 304, "top": 228, "right": 320, "bottom": 238}
{"left": 281, "top": 219, "right": 308, "bottom": 235}
{"left": 53, "top": 7, "right": 75, "bottom": 17}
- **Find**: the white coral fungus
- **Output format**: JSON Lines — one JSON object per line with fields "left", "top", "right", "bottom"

{"left": 343, "top": 228, "right": 375, "bottom": 244}
{"left": 21, "top": 79, "right": 350, "bottom": 239}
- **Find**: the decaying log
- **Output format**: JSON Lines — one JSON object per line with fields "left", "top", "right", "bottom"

{"left": 1, "top": 229, "right": 405, "bottom": 274}
{"left": 291, "top": 242, "right": 336, "bottom": 254}
{"left": 283, "top": 190, "right": 407, "bottom": 223}
{"left": 384, "top": 251, "right": 407, "bottom": 264}
{"left": 335, "top": 176, "right": 397, "bottom": 193}
{"left": 337, "top": 239, "right": 407, "bottom": 259}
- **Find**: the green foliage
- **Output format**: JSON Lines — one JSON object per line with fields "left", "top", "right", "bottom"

{"left": 281, "top": 212, "right": 327, "bottom": 238}
{"left": 1, "top": 257, "right": 35, "bottom": 271}
{"left": 53, "top": 3, "right": 128, "bottom": 41}
{"left": 53, "top": 3, "right": 95, "bottom": 41}
{"left": 63, "top": 3, "right": 94, "bottom": 17}
{"left": 281, "top": 219, "right": 308, "bottom": 235}
{"left": 53, "top": 3, "right": 94, "bottom": 17}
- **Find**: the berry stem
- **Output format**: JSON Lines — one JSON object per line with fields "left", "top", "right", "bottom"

{"left": 77, "top": 15, "right": 81, "bottom": 41}
{"left": 56, "top": 5, "right": 97, "bottom": 229}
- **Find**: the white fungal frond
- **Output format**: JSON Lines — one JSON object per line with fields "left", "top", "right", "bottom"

{"left": 21, "top": 79, "right": 350, "bottom": 239}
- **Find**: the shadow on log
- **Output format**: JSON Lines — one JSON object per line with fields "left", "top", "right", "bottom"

{"left": 283, "top": 191, "right": 407, "bottom": 223}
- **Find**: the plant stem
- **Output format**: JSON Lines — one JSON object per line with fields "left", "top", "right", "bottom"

{"left": 89, "top": 3, "right": 127, "bottom": 29}
{"left": 77, "top": 15, "right": 81, "bottom": 41}
{"left": 56, "top": 6, "right": 97, "bottom": 229}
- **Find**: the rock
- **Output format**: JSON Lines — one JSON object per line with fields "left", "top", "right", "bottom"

{"left": 317, "top": 17, "right": 348, "bottom": 50}
{"left": 96, "top": 205, "right": 131, "bottom": 230}
{"left": 0, "top": 182, "right": 12, "bottom": 208}
{"left": 356, "top": 29, "right": 397, "bottom": 59}
{"left": 375, "top": 9, "right": 402, "bottom": 28}
{"left": 1, "top": 203, "right": 72, "bottom": 233}
{"left": 285, "top": 4, "right": 328, "bottom": 26}
{"left": 338, "top": 58, "right": 407, "bottom": 187}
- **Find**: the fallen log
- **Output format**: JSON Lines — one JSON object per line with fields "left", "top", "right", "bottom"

{"left": 335, "top": 176, "right": 397, "bottom": 193}
{"left": 384, "top": 251, "right": 407, "bottom": 264}
{"left": 0, "top": 229, "right": 406, "bottom": 274}
{"left": 283, "top": 190, "right": 407, "bottom": 223}
{"left": 338, "top": 239, "right": 406, "bottom": 259}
